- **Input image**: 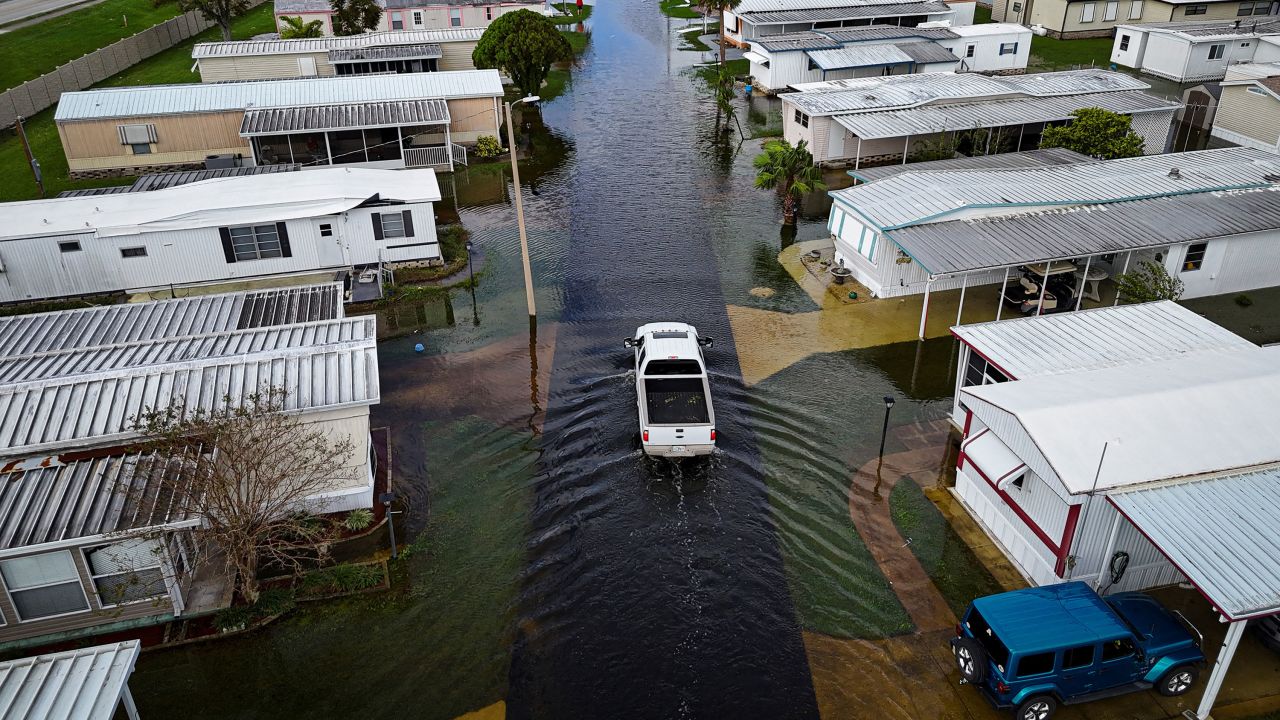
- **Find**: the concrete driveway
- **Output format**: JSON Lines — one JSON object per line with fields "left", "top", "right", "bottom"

{"left": 0, "top": 0, "right": 100, "bottom": 30}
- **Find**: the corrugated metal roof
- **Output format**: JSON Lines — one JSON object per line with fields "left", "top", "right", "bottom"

{"left": 785, "top": 68, "right": 1149, "bottom": 115}
{"left": 849, "top": 147, "right": 1090, "bottom": 182}
{"left": 59, "top": 166, "right": 301, "bottom": 197}
{"left": 55, "top": 70, "right": 502, "bottom": 122}
{"left": 1116, "top": 16, "right": 1280, "bottom": 39}
{"left": 743, "top": 2, "right": 949, "bottom": 23}
{"left": 951, "top": 301, "right": 1254, "bottom": 380}
{"left": 962, "top": 344, "right": 1280, "bottom": 495}
{"left": 193, "top": 28, "right": 484, "bottom": 58}
{"left": 894, "top": 40, "right": 960, "bottom": 64}
{"left": 806, "top": 44, "right": 916, "bottom": 69}
{"left": 1108, "top": 466, "right": 1280, "bottom": 620}
{"left": 750, "top": 31, "right": 842, "bottom": 51}
{"left": 0, "top": 284, "right": 342, "bottom": 357}
{"left": 240, "top": 98, "right": 449, "bottom": 134}
{"left": 832, "top": 89, "right": 1176, "bottom": 138}
{"left": 825, "top": 24, "right": 957, "bottom": 41}
{"left": 328, "top": 43, "right": 442, "bottom": 61}
{"left": 0, "top": 641, "right": 140, "bottom": 720}
{"left": 735, "top": 0, "right": 925, "bottom": 13}
{"left": 55, "top": 186, "right": 132, "bottom": 198}
{"left": 830, "top": 147, "right": 1280, "bottom": 231}
{"left": 0, "top": 452, "right": 197, "bottom": 550}
{"left": 886, "top": 185, "right": 1280, "bottom": 274}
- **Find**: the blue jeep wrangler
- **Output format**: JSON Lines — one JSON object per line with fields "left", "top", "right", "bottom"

{"left": 951, "top": 582, "right": 1206, "bottom": 720}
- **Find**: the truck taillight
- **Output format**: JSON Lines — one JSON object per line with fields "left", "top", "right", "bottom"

{"left": 643, "top": 429, "right": 649, "bottom": 442}
{"left": 996, "top": 682, "right": 1010, "bottom": 694}
{"left": 710, "top": 429, "right": 716, "bottom": 441}
{"left": 956, "top": 624, "right": 963, "bottom": 637}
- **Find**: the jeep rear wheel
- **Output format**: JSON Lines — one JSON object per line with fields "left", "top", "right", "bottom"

{"left": 953, "top": 637, "right": 987, "bottom": 684}
{"left": 1014, "top": 695, "right": 1056, "bottom": 720}
{"left": 1157, "top": 666, "right": 1199, "bottom": 697}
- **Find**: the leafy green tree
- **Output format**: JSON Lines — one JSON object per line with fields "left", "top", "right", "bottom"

{"left": 753, "top": 139, "right": 826, "bottom": 225}
{"left": 330, "top": 0, "right": 381, "bottom": 36}
{"left": 473, "top": 10, "right": 573, "bottom": 98}
{"left": 178, "top": 0, "right": 249, "bottom": 40}
{"left": 278, "top": 15, "right": 325, "bottom": 38}
{"left": 698, "top": 0, "right": 742, "bottom": 65}
{"left": 703, "top": 63, "right": 742, "bottom": 139}
{"left": 1040, "top": 107, "right": 1145, "bottom": 159}
{"left": 1116, "top": 259, "right": 1184, "bottom": 303}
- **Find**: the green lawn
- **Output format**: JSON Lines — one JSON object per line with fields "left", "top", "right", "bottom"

{"left": 1028, "top": 34, "right": 1114, "bottom": 71}
{"left": 561, "top": 27, "right": 590, "bottom": 55}
{"left": 0, "top": 4, "right": 275, "bottom": 201}
{"left": 551, "top": 1, "right": 593, "bottom": 24}
{"left": 0, "top": 0, "right": 185, "bottom": 92}
{"left": 660, "top": 0, "right": 703, "bottom": 19}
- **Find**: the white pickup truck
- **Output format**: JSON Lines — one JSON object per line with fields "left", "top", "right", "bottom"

{"left": 624, "top": 322, "right": 716, "bottom": 458}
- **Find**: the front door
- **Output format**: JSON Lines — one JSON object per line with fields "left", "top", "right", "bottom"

{"left": 1094, "top": 637, "right": 1143, "bottom": 690}
{"left": 314, "top": 217, "right": 347, "bottom": 267}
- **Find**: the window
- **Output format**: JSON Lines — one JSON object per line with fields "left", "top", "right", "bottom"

{"left": 1239, "top": 1, "right": 1257, "bottom": 14}
{"left": 1080, "top": 2, "right": 1095, "bottom": 21}
{"left": 412, "top": 9, "right": 423, "bottom": 25}
{"left": 372, "top": 210, "right": 415, "bottom": 240}
{"left": 319, "top": 223, "right": 334, "bottom": 237}
{"left": 450, "top": 8, "right": 462, "bottom": 26}
{"left": 1185, "top": 3, "right": 1208, "bottom": 14}
{"left": 1012, "top": 1, "right": 1022, "bottom": 10}
{"left": 964, "top": 609, "right": 1010, "bottom": 671}
{"left": 1208, "top": 43, "right": 1226, "bottom": 60}
{"left": 1249, "top": 85, "right": 1268, "bottom": 94}
{"left": 1128, "top": 0, "right": 1143, "bottom": 19}
{"left": 131, "top": 142, "right": 153, "bottom": 155}
{"left": 117, "top": 123, "right": 157, "bottom": 146}
{"left": 1017, "top": 652, "right": 1056, "bottom": 678}
{"left": 1183, "top": 242, "right": 1208, "bottom": 271}
{"left": 1242, "top": 41, "right": 1251, "bottom": 47}
{"left": 485, "top": 6, "right": 493, "bottom": 20}
{"left": 391, "top": 11, "right": 403, "bottom": 29}
{"left": 1063, "top": 645, "right": 1096, "bottom": 670}
{"left": 999, "top": 42, "right": 1019, "bottom": 55}
{"left": 223, "top": 224, "right": 285, "bottom": 261}
{"left": 644, "top": 377, "right": 710, "bottom": 424}
{"left": 120, "top": 246, "right": 147, "bottom": 258}
{"left": 0, "top": 552, "right": 90, "bottom": 621}
{"left": 1103, "top": 0, "right": 1118, "bottom": 20}
{"left": 965, "top": 43, "right": 976, "bottom": 57}
{"left": 1102, "top": 637, "right": 1136, "bottom": 661}
{"left": 963, "top": 349, "right": 1010, "bottom": 389}
{"left": 794, "top": 109, "right": 810, "bottom": 128}
{"left": 1119, "top": 33, "right": 1130, "bottom": 50}
{"left": 58, "top": 240, "right": 81, "bottom": 253}
{"left": 84, "top": 538, "right": 166, "bottom": 608}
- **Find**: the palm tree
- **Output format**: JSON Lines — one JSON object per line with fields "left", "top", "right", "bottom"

{"left": 753, "top": 139, "right": 826, "bottom": 225}
{"left": 697, "top": 0, "right": 741, "bottom": 65}
{"left": 278, "top": 15, "right": 325, "bottom": 38}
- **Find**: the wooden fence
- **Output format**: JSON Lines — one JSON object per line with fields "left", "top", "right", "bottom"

{"left": 0, "top": 0, "right": 268, "bottom": 130}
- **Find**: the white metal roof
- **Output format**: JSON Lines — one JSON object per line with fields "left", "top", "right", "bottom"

{"left": 734, "top": 0, "right": 922, "bottom": 14}
{"left": 947, "top": 22, "right": 1031, "bottom": 37}
{"left": 961, "top": 345, "right": 1280, "bottom": 495}
{"left": 952, "top": 301, "right": 1254, "bottom": 380}
{"left": 784, "top": 68, "right": 1149, "bottom": 115}
{"left": 1114, "top": 17, "right": 1280, "bottom": 40}
{"left": 805, "top": 44, "right": 919, "bottom": 69}
{"left": 1109, "top": 466, "right": 1280, "bottom": 620}
{"left": 0, "top": 641, "right": 140, "bottom": 720}
{"left": 829, "top": 147, "right": 1280, "bottom": 230}
{"left": 54, "top": 70, "right": 503, "bottom": 122}
{"left": 3, "top": 167, "right": 441, "bottom": 240}
{"left": 192, "top": 28, "right": 485, "bottom": 58}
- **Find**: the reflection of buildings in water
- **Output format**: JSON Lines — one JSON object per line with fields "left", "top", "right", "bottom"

{"left": 375, "top": 292, "right": 456, "bottom": 338}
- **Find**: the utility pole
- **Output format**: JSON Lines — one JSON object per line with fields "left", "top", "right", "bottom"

{"left": 14, "top": 117, "right": 45, "bottom": 198}
{"left": 504, "top": 97, "right": 540, "bottom": 320}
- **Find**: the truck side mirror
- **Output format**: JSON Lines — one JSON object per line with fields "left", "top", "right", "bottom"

{"left": 623, "top": 338, "right": 635, "bottom": 349}
{"left": 698, "top": 337, "right": 714, "bottom": 348}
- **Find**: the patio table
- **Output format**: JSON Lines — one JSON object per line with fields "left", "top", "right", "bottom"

{"left": 1074, "top": 265, "right": 1110, "bottom": 302}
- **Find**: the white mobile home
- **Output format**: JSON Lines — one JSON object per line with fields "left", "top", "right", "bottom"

{"left": 0, "top": 168, "right": 442, "bottom": 304}
{"left": 1211, "top": 61, "right": 1280, "bottom": 151}
{"left": 193, "top": 28, "right": 487, "bottom": 82}
{"left": 724, "top": 0, "right": 965, "bottom": 48}
{"left": 746, "top": 25, "right": 961, "bottom": 92}
{"left": 1110, "top": 18, "right": 1280, "bottom": 82}
{"left": 274, "top": 0, "right": 550, "bottom": 35}
{"left": 0, "top": 285, "right": 380, "bottom": 647}
{"left": 781, "top": 69, "right": 1175, "bottom": 166}
{"left": 825, "top": 148, "right": 1280, "bottom": 330}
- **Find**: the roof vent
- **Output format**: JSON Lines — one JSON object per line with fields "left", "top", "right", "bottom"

{"left": 1168, "top": 167, "right": 1182, "bottom": 179}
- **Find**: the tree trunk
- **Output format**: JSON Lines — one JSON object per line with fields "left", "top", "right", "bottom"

{"left": 237, "top": 552, "right": 260, "bottom": 604}
{"left": 782, "top": 193, "right": 797, "bottom": 225}
{"left": 219, "top": 17, "right": 233, "bottom": 41}
{"left": 718, "top": 13, "right": 726, "bottom": 65}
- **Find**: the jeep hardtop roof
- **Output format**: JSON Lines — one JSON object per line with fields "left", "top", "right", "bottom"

{"left": 970, "top": 582, "right": 1132, "bottom": 655}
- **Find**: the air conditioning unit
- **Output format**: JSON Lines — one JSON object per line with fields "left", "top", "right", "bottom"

{"left": 204, "top": 154, "right": 239, "bottom": 170}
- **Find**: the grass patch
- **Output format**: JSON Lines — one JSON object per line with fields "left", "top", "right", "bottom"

{"left": 890, "top": 479, "right": 1003, "bottom": 619}
{"left": 975, "top": 3, "right": 992, "bottom": 22}
{"left": 0, "top": 294, "right": 120, "bottom": 317}
{"left": 659, "top": 0, "right": 703, "bottom": 19}
{"left": 212, "top": 588, "right": 298, "bottom": 632}
{"left": 677, "top": 23, "right": 720, "bottom": 52}
{"left": 299, "top": 562, "right": 386, "bottom": 598}
{"left": 392, "top": 226, "right": 471, "bottom": 284}
{"left": 561, "top": 27, "right": 590, "bottom": 55}
{"left": 0, "top": 0, "right": 185, "bottom": 92}
{"left": 692, "top": 57, "right": 749, "bottom": 82}
{"left": 0, "top": 4, "right": 275, "bottom": 202}
{"left": 551, "top": 1, "right": 593, "bottom": 24}
{"left": 1028, "top": 34, "right": 1113, "bottom": 71}
{"left": 541, "top": 67, "right": 572, "bottom": 100}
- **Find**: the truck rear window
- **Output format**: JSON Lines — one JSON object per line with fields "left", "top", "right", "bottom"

{"left": 645, "top": 378, "right": 710, "bottom": 424}
{"left": 966, "top": 608, "right": 1010, "bottom": 670}
{"left": 645, "top": 360, "right": 702, "bottom": 375}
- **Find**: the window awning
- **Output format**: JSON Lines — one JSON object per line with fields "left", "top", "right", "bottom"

{"left": 328, "top": 43, "right": 442, "bottom": 62}
{"left": 240, "top": 99, "right": 450, "bottom": 136}
{"left": 0, "top": 641, "right": 141, "bottom": 720}
{"left": 743, "top": 51, "right": 769, "bottom": 65}
{"left": 961, "top": 428, "right": 1026, "bottom": 490}
{"left": 1108, "top": 466, "right": 1280, "bottom": 621}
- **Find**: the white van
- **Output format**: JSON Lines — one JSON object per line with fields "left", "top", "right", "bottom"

{"left": 624, "top": 322, "right": 716, "bottom": 458}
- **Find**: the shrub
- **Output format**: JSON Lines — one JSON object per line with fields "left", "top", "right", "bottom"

{"left": 213, "top": 588, "right": 297, "bottom": 632}
{"left": 300, "top": 563, "right": 385, "bottom": 596}
{"left": 1235, "top": 294, "right": 1254, "bottom": 307}
{"left": 1116, "top": 260, "right": 1184, "bottom": 303}
{"left": 475, "top": 135, "right": 501, "bottom": 159}
{"left": 343, "top": 508, "right": 374, "bottom": 532}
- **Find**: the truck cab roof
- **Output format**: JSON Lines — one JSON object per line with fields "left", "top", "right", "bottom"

{"left": 970, "top": 582, "right": 1134, "bottom": 656}
{"left": 635, "top": 322, "right": 705, "bottom": 368}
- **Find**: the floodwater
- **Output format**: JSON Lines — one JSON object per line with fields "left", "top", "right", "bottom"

{"left": 127, "top": 3, "right": 1000, "bottom": 718}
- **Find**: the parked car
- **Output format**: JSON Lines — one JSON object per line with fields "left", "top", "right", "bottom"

{"left": 1255, "top": 615, "right": 1280, "bottom": 654}
{"left": 951, "top": 582, "right": 1205, "bottom": 720}
{"left": 624, "top": 322, "right": 715, "bottom": 458}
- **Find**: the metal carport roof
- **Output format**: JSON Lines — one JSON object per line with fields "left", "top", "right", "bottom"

{"left": 0, "top": 641, "right": 141, "bottom": 720}
{"left": 1108, "top": 466, "right": 1280, "bottom": 620}
{"left": 328, "top": 43, "right": 442, "bottom": 62}
{"left": 240, "top": 99, "right": 450, "bottom": 135}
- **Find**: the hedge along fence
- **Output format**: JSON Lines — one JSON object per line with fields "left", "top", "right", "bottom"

{"left": 0, "top": 0, "right": 268, "bottom": 130}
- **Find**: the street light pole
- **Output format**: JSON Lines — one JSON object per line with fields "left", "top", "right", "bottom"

{"left": 379, "top": 491, "right": 398, "bottom": 559}
{"left": 504, "top": 97, "right": 540, "bottom": 320}
{"left": 878, "top": 396, "right": 896, "bottom": 461}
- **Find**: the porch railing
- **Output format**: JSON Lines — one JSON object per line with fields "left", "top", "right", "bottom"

{"left": 450, "top": 142, "right": 468, "bottom": 167}
{"left": 404, "top": 145, "right": 451, "bottom": 168}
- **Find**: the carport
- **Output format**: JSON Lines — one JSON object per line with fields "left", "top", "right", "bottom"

{"left": 1107, "top": 467, "right": 1280, "bottom": 720}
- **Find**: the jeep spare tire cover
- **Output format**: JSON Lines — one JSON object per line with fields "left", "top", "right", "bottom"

{"left": 954, "top": 637, "right": 987, "bottom": 684}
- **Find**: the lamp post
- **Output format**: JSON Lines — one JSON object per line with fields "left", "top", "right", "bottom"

{"left": 878, "top": 396, "right": 895, "bottom": 461}
{"left": 504, "top": 95, "right": 540, "bottom": 320}
{"left": 379, "top": 491, "right": 398, "bottom": 559}
{"left": 466, "top": 240, "right": 479, "bottom": 326}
